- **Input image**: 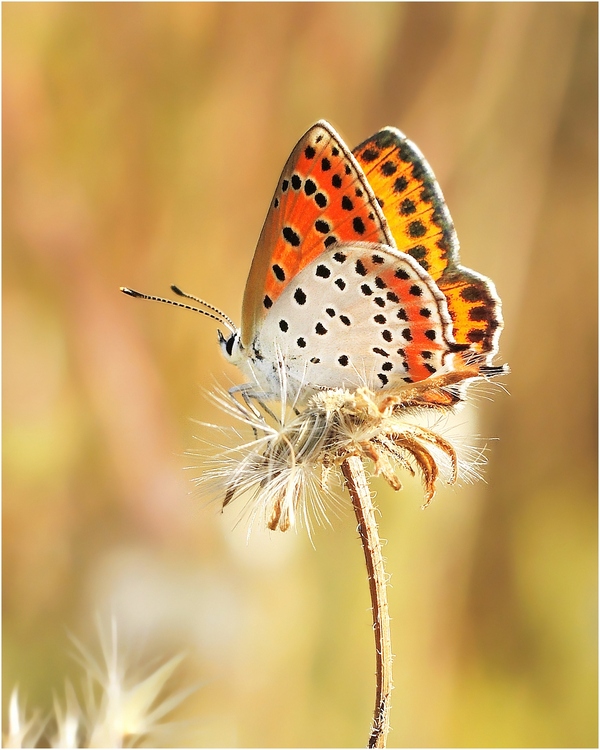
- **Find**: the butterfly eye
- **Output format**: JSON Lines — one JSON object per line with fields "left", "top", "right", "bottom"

{"left": 218, "top": 330, "right": 238, "bottom": 359}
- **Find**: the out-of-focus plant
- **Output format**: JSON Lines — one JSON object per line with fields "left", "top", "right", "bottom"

{"left": 3, "top": 621, "right": 194, "bottom": 749}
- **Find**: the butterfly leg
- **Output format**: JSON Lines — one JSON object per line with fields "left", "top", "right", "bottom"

{"left": 228, "top": 383, "right": 264, "bottom": 421}
{"left": 233, "top": 383, "right": 283, "bottom": 425}
{"left": 226, "top": 383, "right": 282, "bottom": 443}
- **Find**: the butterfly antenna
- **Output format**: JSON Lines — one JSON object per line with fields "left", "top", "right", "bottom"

{"left": 170, "top": 285, "right": 237, "bottom": 330}
{"left": 120, "top": 287, "right": 236, "bottom": 334}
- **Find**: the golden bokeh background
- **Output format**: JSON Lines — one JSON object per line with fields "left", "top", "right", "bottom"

{"left": 3, "top": 3, "right": 597, "bottom": 747}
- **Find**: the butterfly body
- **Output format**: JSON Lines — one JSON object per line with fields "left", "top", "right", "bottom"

{"left": 219, "top": 120, "right": 504, "bottom": 402}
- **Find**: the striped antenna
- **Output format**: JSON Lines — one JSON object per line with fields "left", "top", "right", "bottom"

{"left": 170, "top": 285, "right": 236, "bottom": 330}
{"left": 120, "top": 286, "right": 236, "bottom": 334}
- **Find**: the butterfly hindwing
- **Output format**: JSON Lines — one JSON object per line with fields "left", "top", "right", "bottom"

{"left": 241, "top": 121, "right": 395, "bottom": 347}
{"left": 353, "top": 127, "right": 458, "bottom": 281}
{"left": 254, "top": 242, "right": 461, "bottom": 392}
{"left": 354, "top": 127, "right": 503, "bottom": 361}
{"left": 437, "top": 268, "right": 503, "bottom": 359}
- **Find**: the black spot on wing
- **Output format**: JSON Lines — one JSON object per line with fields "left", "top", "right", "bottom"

{"left": 469, "top": 306, "right": 491, "bottom": 322}
{"left": 380, "top": 161, "right": 397, "bottom": 176}
{"left": 355, "top": 259, "right": 367, "bottom": 276}
{"left": 353, "top": 217, "right": 366, "bottom": 234}
{"left": 408, "top": 220, "right": 427, "bottom": 238}
{"left": 304, "top": 179, "right": 316, "bottom": 196}
{"left": 272, "top": 264, "right": 285, "bottom": 281}
{"left": 282, "top": 226, "right": 300, "bottom": 246}
{"left": 294, "top": 288, "right": 306, "bottom": 305}
{"left": 399, "top": 198, "right": 416, "bottom": 215}
{"left": 361, "top": 148, "right": 379, "bottom": 162}
{"left": 461, "top": 285, "right": 484, "bottom": 302}
{"left": 393, "top": 176, "right": 408, "bottom": 193}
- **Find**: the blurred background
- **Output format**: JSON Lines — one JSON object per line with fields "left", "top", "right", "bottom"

{"left": 3, "top": 3, "right": 597, "bottom": 747}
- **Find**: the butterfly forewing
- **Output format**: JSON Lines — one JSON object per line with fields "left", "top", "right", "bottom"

{"left": 241, "top": 121, "right": 395, "bottom": 347}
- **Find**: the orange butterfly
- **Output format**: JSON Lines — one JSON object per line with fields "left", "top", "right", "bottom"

{"left": 123, "top": 121, "right": 506, "bottom": 406}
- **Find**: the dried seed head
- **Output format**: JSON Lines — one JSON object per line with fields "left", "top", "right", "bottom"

{"left": 192, "top": 370, "right": 490, "bottom": 533}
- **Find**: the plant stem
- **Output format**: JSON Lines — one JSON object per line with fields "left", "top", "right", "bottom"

{"left": 342, "top": 456, "right": 393, "bottom": 749}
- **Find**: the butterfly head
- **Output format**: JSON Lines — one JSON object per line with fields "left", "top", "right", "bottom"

{"left": 218, "top": 328, "right": 244, "bottom": 365}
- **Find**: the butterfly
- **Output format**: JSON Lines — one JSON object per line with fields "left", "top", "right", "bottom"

{"left": 122, "top": 120, "right": 505, "bottom": 408}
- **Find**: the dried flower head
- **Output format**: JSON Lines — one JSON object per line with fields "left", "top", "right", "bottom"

{"left": 193, "top": 364, "right": 490, "bottom": 534}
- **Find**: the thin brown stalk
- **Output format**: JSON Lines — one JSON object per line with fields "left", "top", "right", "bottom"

{"left": 342, "top": 455, "right": 393, "bottom": 749}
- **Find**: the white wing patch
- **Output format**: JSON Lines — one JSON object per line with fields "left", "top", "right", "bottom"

{"left": 248, "top": 242, "right": 459, "bottom": 394}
